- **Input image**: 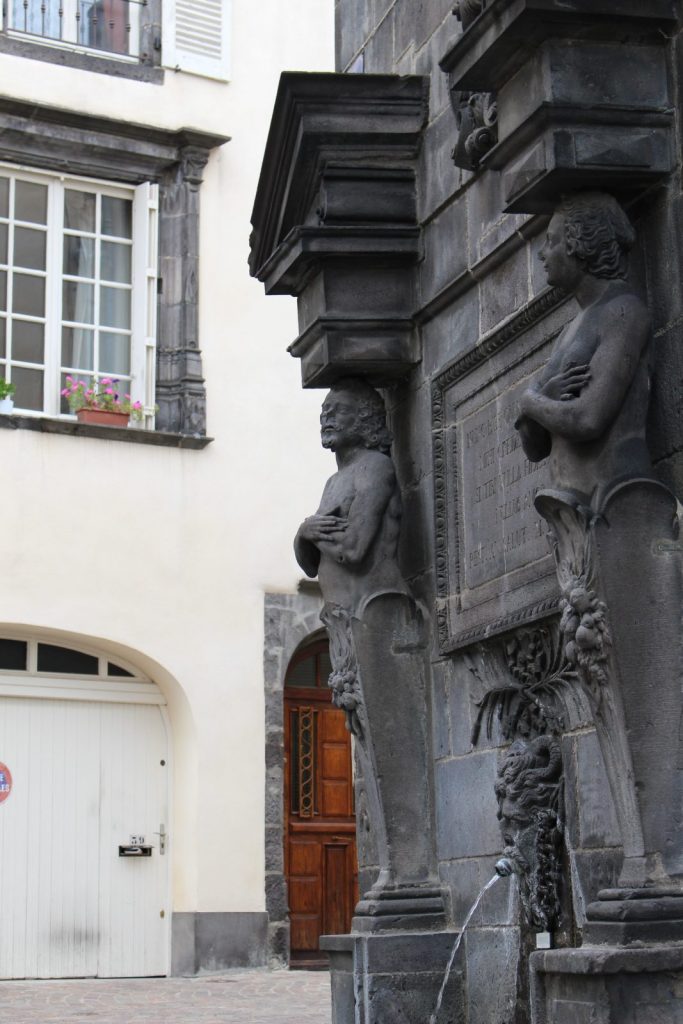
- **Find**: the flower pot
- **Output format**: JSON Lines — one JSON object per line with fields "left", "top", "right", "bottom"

{"left": 76, "top": 408, "right": 130, "bottom": 428}
{"left": 0, "top": 397, "right": 14, "bottom": 414}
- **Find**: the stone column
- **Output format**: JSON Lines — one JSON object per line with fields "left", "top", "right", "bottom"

{"left": 156, "top": 146, "right": 210, "bottom": 436}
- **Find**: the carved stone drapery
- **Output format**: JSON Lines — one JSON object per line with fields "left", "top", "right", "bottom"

{"left": 537, "top": 483, "right": 683, "bottom": 897}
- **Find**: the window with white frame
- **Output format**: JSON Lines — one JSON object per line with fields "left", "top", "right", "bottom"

{"left": 6, "top": 0, "right": 142, "bottom": 57}
{"left": 0, "top": 166, "right": 158, "bottom": 425}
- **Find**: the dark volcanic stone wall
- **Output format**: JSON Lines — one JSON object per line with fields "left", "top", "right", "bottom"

{"left": 335, "top": 2, "right": 683, "bottom": 1021}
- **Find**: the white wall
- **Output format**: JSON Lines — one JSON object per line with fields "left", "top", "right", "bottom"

{"left": 0, "top": 0, "right": 335, "bottom": 914}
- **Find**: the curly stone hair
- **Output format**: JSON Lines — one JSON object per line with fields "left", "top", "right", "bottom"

{"left": 330, "top": 377, "right": 393, "bottom": 455}
{"left": 558, "top": 192, "right": 636, "bottom": 280}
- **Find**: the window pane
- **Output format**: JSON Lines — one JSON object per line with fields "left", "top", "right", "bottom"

{"left": 101, "top": 196, "right": 132, "bottom": 239}
{"left": 14, "top": 181, "right": 48, "bottom": 225}
{"left": 64, "top": 190, "right": 96, "bottom": 233}
{"left": 286, "top": 655, "right": 317, "bottom": 688}
{"left": 63, "top": 280, "right": 94, "bottom": 324}
{"left": 0, "top": 224, "right": 8, "bottom": 265}
{"left": 101, "top": 241, "right": 131, "bottom": 283}
{"left": 63, "top": 235, "right": 95, "bottom": 278}
{"left": 0, "top": 639, "right": 27, "bottom": 670}
{"left": 0, "top": 178, "right": 9, "bottom": 219}
{"left": 13, "top": 273, "right": 45, "bottom": 317}
{"left": 79, "top": 0, "right": 131, "bottom": 55}
{"left": 100, "top": 286, "right": 131, "bottom": 329}
{"left": 14, "top": 227, "right": 46, "bottom": 271}
{"left": 107, "top": 662, "right": 134, "bottom": 677}
{"left": 62, "top": 327, "right": 94, "bottom": 370}
{"left": 0, "top": 318, "right": 5, "bottom": 359}
{"left": 37, "top": 644, "right": 98, "bottom": 674}
{"left": 13, "top": 366, "right": 43, "bottom": 410}
{"left": 100, "top": 332, "right": 131, "bottom": 375}
{"left": 11, "top": 0, "right": 61, "bottom": 37}
{"left": 13, "top": 320, "right": 44, "bottom": 364}
{"left": 0, "top": 271, "right": 6, "bottom": 312}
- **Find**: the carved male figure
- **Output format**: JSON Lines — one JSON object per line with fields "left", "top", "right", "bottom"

{"left": 515, "top": 192, "right": 653, "bottom": 507}
{"left": 295, "top": 377, "right": 405, "bottom": 616}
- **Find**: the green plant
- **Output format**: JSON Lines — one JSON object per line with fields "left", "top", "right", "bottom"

{"left": 0, "top": 379, "right": 15, "bottom": 401}
{"left": 61, "top": 377, "right": 144, "bottom": 421}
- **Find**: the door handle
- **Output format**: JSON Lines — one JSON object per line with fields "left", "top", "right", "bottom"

{"left": 154, "top": 824, "right": 167, "bottom": 855}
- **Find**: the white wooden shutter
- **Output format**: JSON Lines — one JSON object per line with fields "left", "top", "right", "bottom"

{"left": 163, "top": 0, "right": 230, "bottom": 81}
{"left": 131, "top": 182, "right": 159, "bottom": 430}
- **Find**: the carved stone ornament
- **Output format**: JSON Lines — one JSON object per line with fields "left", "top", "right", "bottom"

{"left": 516, "top": 192, "right": 683, "bottom": 896}
{"left": 294, "top": 377, "right": 444, "bottom": 927}
{"left": 452, "top": 0, "right": 485, "bottom": 31}
{"left": 319, "top": 603, "right": 364, "bottom": 737}
{"left": 180, "top": 145, "right": 210, "bottom": 191}
{"left": 448, "top": 87, "right": 498, "bottom": 171}
{"left": 468, "top": 622, "right": 577, "bottom": 745}
{"left": 496, "top": 735, "right": 564, "bottom": 931}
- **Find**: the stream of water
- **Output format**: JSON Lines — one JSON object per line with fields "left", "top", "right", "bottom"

{"left": 428, "top": 873, "right": 503, "bottom": 1024}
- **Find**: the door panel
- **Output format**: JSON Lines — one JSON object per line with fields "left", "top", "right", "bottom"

{"left": 98, "top": 703, "right": 168, "bottom": 978}
{"left": 0, "top": 695, "right": 168, "bottom": 979}
{"left": 323, "top": 842, "right": 352, "bottom": 936}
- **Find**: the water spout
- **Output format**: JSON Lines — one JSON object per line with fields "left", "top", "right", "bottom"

{"left": 429, "top": 873, "right": 506, "bottom": 1024}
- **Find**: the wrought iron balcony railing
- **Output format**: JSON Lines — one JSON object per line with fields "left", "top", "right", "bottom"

{"left": 6, "top": 0, "right": 148, "bottom": 58}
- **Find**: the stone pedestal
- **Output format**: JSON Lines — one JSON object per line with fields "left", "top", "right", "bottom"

{"left": 322, "top": 930, "right": 462, "bottom": 1024}
{"left": 530, "top": 945, "right": 683, "bottom": 1024}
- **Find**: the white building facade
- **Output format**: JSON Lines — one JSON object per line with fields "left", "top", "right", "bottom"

{"left": 0, "top": 0, "right": 334, "bottom": 977}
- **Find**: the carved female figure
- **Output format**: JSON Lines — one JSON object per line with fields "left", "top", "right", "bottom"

{"left": 515, "top": 192, "right": 653, "bottom": 509}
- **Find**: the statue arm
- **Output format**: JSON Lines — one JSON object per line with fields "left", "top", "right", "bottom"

{"left": 317, "top": 457, "right": 395, "bottom": 567}
{"left": 519, "top": 298, "right": 649, "bottom": 442}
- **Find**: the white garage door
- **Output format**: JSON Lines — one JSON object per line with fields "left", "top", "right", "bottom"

{"left": 0, "top": 642, "right": 170, "bottom": 979}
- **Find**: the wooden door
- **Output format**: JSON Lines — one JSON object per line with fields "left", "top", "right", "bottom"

{"left": 284, "top": 639, "right": 358, "bottom": 968}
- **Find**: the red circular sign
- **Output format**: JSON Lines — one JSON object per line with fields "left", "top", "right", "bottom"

{"left": 0, "top": 762, "right": 12, "bottom": 803}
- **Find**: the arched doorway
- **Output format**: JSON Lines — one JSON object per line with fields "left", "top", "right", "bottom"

{"left": 0, "top": 635, "right": 170, "bottom": 978}
{"left": 284, "top": 635, "right": 358, "bottom": 968}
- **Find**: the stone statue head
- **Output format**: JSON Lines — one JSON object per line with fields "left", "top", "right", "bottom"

{"left": 495, "top": 735, "right": 563, "bottom": 930}
{"left": 320, "top": 377, "right": 393, "bottom": 455}
{"left": 540, "top": 192, "right": 636, "bottom": 290}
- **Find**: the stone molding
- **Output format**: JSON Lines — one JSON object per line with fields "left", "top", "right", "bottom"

{"left": 0, "top": 96, "right": 228, "bottom": 435}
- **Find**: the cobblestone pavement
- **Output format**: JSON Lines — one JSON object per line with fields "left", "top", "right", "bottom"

{"left": 0, "top": 969, "right": 332, "bottom": 1024}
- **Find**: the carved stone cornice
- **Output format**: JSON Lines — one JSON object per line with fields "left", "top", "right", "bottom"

{"left": 0, "top": 96, "right": 228, "bottom": 185}
{"left": 440, "top": 0, "right": 677, "bottom": 211}
{"left": 441, "top": 0, "right": 676, "bottom": 94}
{"left": 249, "top": 72, "right": 428, "bottom": 387}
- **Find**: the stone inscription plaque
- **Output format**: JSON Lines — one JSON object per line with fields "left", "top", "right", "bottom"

{"left": 433, "top": 289, "right": 573, "bottom": 652}
{"left": 460, "top": 384, "right": 548, "bottom": 592}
